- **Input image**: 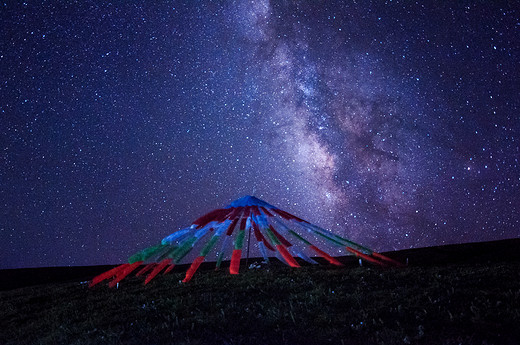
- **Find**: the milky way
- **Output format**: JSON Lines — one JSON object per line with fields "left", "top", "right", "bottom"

{"left": 1, "top": 1, "right": 519, "bottom": 268}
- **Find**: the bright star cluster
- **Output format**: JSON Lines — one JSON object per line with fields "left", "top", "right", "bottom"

{"left": 1, "top": 1, "right": 519, "bottom": 268}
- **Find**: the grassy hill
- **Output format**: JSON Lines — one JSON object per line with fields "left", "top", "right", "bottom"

{"left": 1, "top": 238, "right": 519, "bottom": 344}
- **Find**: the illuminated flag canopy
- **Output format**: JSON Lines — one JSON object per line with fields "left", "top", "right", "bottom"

{"left": 90, "top": 195, "right": 401, "bottom": 287}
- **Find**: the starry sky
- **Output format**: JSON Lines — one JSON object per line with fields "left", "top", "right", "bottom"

{"left": 1, "top": 1, "right": 519, "bottom": 269}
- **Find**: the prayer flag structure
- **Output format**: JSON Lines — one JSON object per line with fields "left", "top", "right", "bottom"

{"left": 90, "top": 195, "right": 401, "bottom": 287}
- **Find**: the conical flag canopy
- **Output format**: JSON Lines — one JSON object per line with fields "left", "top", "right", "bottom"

{"left": 90, "top": 195, "right": 401, "bottom": 287}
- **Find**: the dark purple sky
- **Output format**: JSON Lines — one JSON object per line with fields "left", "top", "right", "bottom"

{"left": 1, "top": 1, "right": 519, "bottom": 269}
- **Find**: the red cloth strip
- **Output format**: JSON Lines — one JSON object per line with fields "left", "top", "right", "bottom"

{"left": 182, "top": 256, "right": 205, "bottom": 283}
{"left": 144, "top": 258, "right": 173, "bottom": 285}
{"left": 230, "top": 249, "right": 242, "bottom": 274}
{"left": 346, "top": 247, "right": 386, "bottom": 267}
{"left": 193, "top": 208, "right": 232, "bottom": 228}
{"left": 282, "top": 210, "right": 307, "bottom": 223}
{"left": 226, "top": 217, "right": 240, "bottom": 236}
{"left": 272, "top": 208, "right": 307, "bottom": 223}
{"left": 89, "top": 264, "right": 128, "bottom": 288}
{"left": 276, "top": 244, "right": 300, "bottom": 267}
{"left": 262, "top": 237, "right": 275, "bottom": 251}
{"left": 252, "top": 221, "right": 262, "bottom": 240}
{"left": 310, "top": 246, "right": 343, "bottom": 266}
{"left": 269, "top": 225, "right": 293, "bottom": 247}
{"left": 226, "top": 206, "right": 244, "bottom": 220}
{"left": 260, "top": 206, "right": 274, "bottom": 217}
{"left": 136, "top": 262, "right": 156, "bottom": 276}
{"left": 215, "top": 209, "right": 233, "bottom": 223}
{"left": 243, "top": 206, "right": 252, "bottom": 218}
{"left": 372, "top": 252, "right": 403, "bottom": 266}
{"left": 108, "top": 261, "right": 143, "bottom": 288}
{"left": 163, "top": 264, "right": 175, "bottom": 275}
{"left": 272, "top": 208, "right": 292, "bottom": 220}
{"left": 251, "top": 205, "right": 262, "bottom": 216}
{"left": 253, "top": 222, "right": 275, "bottom": 251}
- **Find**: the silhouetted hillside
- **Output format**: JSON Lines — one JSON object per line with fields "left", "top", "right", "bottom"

{"left": 2, "top": 238, "right": 519, "bottom": 291}
{"left": 1, "top": 239, "right": 519, "bottom": 345}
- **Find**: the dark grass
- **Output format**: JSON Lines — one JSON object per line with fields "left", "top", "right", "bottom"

{"left": 1, "top": 240, "right": 520, "bottom": 344}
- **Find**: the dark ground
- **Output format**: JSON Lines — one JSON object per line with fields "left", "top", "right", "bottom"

{"left": 1, "top": 238, "right": 519, "bottom": 345}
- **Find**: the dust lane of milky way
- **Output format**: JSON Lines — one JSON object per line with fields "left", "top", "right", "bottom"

{"left": 1, "top": 1, "right": 519, "bottom": 268}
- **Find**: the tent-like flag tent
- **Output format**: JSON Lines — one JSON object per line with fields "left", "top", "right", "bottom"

{"left": 90, "top": 195, "right": 401, "bottom": 287}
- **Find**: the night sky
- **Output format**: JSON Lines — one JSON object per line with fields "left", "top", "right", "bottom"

{"left": 2, "top": 1, "right": 519, "bottom": 269}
